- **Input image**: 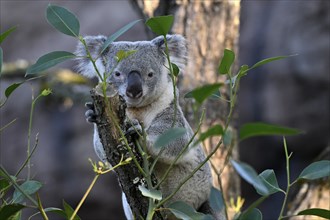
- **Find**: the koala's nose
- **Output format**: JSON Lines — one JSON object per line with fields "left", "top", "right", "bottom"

{"left": 126, "top": 71, "right": 143, "bottom": 99}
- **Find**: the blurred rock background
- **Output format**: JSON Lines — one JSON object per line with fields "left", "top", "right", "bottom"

{"left": 0, "top": 1, "right": 329, "bottom": 220}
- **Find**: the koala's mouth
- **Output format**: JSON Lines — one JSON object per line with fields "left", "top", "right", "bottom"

{"left": 125, "top": 95, "right": 144, "bottom": 107}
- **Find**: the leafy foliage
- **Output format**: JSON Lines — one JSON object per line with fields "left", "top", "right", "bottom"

{"left": 298, "top": 160, "right": 330, "bottom": 181}
{"left": 26, "top": 51, "right": 76, "bottom": 75}
{"left": 145, "top": 15, "right": 174, "bottom": 36}
{"left": 46, "top": 4, "right": 80, "bottom": 37}
{"left": 218, "top": 49, "right": 235, "bottom": 75}
{"left": 154, "top": 127, "right": 186, "bottom": 148}
{"left": 239, "top": 122, "right": 302, "bottom": 141}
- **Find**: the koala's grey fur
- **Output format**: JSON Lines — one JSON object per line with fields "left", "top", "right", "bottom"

{"left": 76, "top": 34, "right": 216, "bottom": 219}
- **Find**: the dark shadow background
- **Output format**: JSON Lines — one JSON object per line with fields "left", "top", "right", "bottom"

{"left": 1, "top": 1, "right": 329, "bottom": 220}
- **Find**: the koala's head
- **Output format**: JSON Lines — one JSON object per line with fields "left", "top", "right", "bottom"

{"left": 76, "top": 34, "right": 187, "bottom": 108}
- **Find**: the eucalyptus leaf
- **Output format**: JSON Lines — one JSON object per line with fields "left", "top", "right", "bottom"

{"left": 298, "top": 160, "right": 330, "bottom": 181}
{"left": 239, "top": 122, "right": 302, "bottom": 141}
{"left": 171, "top": 63, "right": 180, "bottom": 77}
{"left": 100, "top": 19, "right": 142, "bottom": 54}
{"left": 218, "top": 49, "right": 235, "bottom": 75}
{"left": 26, "top": 51, "right": 76, "bottom": 75}
{"left": 231, "top": 160, "right": 269, "bottom": 195}
{"left": 209, "top": 187, "right": 224, "bottom": 213}
{"left": 13, "top": 180, "right": 43, "bottom": 203}
{"left": 138, "top": 185, "right": 162, "bottom": 200}
{"left": 184, "top": 83, "right": 223, "bottom": 105}
{"left": 0, "top": 204, "right": 25, "bottom": 220}
{"left": 154, "top": 127, "right": 186, "bottom": 148}
{"left": 223, "top": 129, "right": 233, "bottom": 146}
{"left": 257, "top": 169, "right": 281, "bottom": 196}
{"left": 5, "top": 82, "right": 23, "bottom": 98}
{"left": 238, "top": 208, "right": 262, "bottom": 220}
{"left": 168, "top": 201, "right": 213, "bottom": 220}
{"left": 250, "top": 55, "right": 296, "bottom": 70}
{"left": 297, "top": 208, "right": 330, "bottom": 219}
{"left": 63, "top": 200, "right": 81, "bottom": 220}
{"left": 29, "top": 207, "right": 67, "bottom": 219}
{"left": 0, "top": 47, "right": 3, "bottom": 74}
{"left": 46, "top": 4, "right": 80, "bottom": 37}
{"left": 145, "top": 15, "right": 174, "bottom": 36}
{"left": 0, "top": 26, "right": 17, "bottom": 44}
{"left": 115, "top": 50, "right": 137, "bottom": 62}
{"left": 198, "top": 124, "right": 223, "bottom": 143}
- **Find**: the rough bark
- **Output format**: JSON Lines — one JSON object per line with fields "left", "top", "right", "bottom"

{"left": 90, "top": 85, "right": 161, "bottom": 220}
{"left": 131, "top": 0, "right": 241, "bottom": 218}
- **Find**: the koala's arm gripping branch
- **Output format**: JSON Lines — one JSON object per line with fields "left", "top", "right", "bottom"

{"left": 90, "top": 85, "right": 163, "bottom": 220}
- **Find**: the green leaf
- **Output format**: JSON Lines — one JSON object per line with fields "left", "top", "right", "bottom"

{"left": 0, "top": 178, "right": 10, "bottom": 191}
{"left": 29, "top": 207, "right": 67, "bottom": 219}
{"left": 0, "top": 26, "right": 17, "bottom": 44}
{"left": 223, "top": 129, "right": 233, "bottom": 146}
{"left": 184, "top": 83, "right": 223, "bottom": 105}
{"left": 138, "top": 185, "right": 162, "bottom": 200}
{"left": 5, "top": 82, "right": 23, "bottom": 98}
{"left": 26, "top": 51, "right": 76, "bottom": 75}
{"left": 298, "top": 160, "right": 330, "bottom": 181}
{"left": 209, "top": 187, "right": 224, "bottom": 213}
{"left": 238, "top": 208, "right": 262, "bottom": 220}
{"left": 171, "top": 63, "right": 180, "bottom": 77}
{"left": 297, "top": 208, "right": 330, "bottom": 219}
{"left": 168, "top": 201, "right": 213, "bottom": 220}
{"left": 218, "top": 49, "right": 235, "bottom": 75}
{"left": 198, "top": 125, "right": 223, "bottom": 143}
{"left": 239, "top": 122, "right": 302, "bottom": 141}
{"left": 115, "top": 50, "right": 137, "bottom": 62}
{"left": 231, "top": 160, "right": 269, "bottom": 195}
{"left": 0, "top": 47, "right": 3, "bottom": 74}
{"left": 145, "top": 15, "right": 174, "bottom": 36}
{"left": 13, "top": 180, "right": 43, "bottom": 203}
{"left": 0, "top": 204, "right": 25, "bottom": 220}
{"left": 100, "top": 19, "right": 142, "bottom": 54}
{"left": 154, "top": 127, "right": 186, "bottom": 148}
{"left": 63, "top": 200, "right": 81, "bottom": 220}
{"left": 251, "top": 55, "right": 296, "bottom": 70}
{"left": 46, "top": 4, "right": 80, "bottom": 37}
{"left": 257, "top": 169, "right": 281, "bottom": 196}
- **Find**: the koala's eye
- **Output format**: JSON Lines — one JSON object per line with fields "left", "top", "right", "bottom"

{"left": 114, "top": 71, "right": 121, "bottom": 77}
{"left": 148, "top": 72, "right": 154, "bottom": 78}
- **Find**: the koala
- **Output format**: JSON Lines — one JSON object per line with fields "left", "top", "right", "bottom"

{"left": 76, "top": 34, "right": 218, "bottom": 219}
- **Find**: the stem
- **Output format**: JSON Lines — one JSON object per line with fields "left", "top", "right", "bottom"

{"left": 79, "top": 36, "right": 104, "bottom": 81}
{"left": 16, "top": 134, "right": 39, "bottom": 177}
{"left": 70, "top": 174, "right": 100, "bottom": 220}
{"left": 27, "top": 91, "right": 43, "bottom": 180}
{"left": 278, "top": 137, "right": 291, "bottom": 220}
{"left": 36, "top": 193, "right": 49, "bottom": 220}
{"left": 0, "top": 118, "right": 17, "bottom": 132}
{"left": 163, "top": 36, "right": 178, "bottom": 128}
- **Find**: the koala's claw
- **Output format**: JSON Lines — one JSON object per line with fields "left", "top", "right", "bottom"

{"left": 85, "top": 102, "right": 95, "bottom": 110}
{"left": 125, "top": 119, "right": 142, "bottom": 139}
{"left": 85, "top": 102, "right": 98, "bottom": 123}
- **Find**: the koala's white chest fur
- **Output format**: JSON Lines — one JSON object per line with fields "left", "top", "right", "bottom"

{"left": 126, "top": 83, "right": 174, "bottom": 129}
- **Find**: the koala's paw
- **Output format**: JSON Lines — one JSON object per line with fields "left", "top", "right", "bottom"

{"left": 85, "top": 102, "right": 98, "bottom": 123}
{"left": 125, "top": 119, "right": 142, "bottom": 140}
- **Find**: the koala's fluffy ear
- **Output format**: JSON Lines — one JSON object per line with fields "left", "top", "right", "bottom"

{"left": 152, "top": 34, "right": 187, "bottom": 72}
{"left": 75, "top": 35, "right": 107, "bottom": 79}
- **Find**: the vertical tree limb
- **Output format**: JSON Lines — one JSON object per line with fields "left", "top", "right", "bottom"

{"left": 90, "top": 85, "right": 161, "bottom": 219}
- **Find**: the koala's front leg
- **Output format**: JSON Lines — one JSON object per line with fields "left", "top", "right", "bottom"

{"left": 85, "top": 102, "right": 107, "bottom": 162}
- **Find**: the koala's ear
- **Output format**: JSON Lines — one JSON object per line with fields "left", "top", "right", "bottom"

{"left": 152, "top": 34, "right": 187, "bottom": 72}
{"left": 75, "top": 35, "right": 107, "bottom": 79}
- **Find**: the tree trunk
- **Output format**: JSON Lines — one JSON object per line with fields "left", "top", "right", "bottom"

{"left": 91, "top": 85, "right": 162, "bottom": 220}
{"left": 131, "top": 0, "right": 241, "bottom": 219}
